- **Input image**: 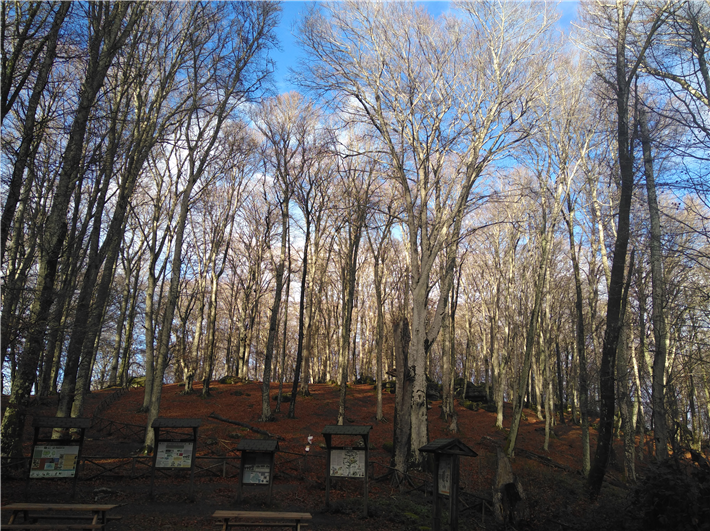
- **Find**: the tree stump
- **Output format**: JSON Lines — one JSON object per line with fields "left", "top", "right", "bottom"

{"left": 492, "top": 447, "right": 530, "bottom": 526}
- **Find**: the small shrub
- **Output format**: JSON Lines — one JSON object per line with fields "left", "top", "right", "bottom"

{"left": 625, "top": 454, "right": 710, "bottom": 531}
{"left": 273, "top": 393, "right": 291, "bottom": 402}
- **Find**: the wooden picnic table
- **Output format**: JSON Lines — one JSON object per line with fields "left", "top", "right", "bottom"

{"left": 212, "top": 510, "right": 312, "bottom": 531}
{"left": 2, "top": 503, "right": 119, "bottom": 530}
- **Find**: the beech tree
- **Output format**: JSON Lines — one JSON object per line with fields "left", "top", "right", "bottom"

{"left": 251, "top": 92, "right": 315, "bottom": 422}
{"left": 1, "top": 1, "right": 145, "bottom": 457}
{"left": 505, "top": 47, "right": 597, "bottom": 458}
{"left": 578, "top": 0, "right": 673, "bottom": 498}
{"left": 288, "top": 130, "right": 334, "bottom": 419}
{"left": 298, "top": 0, "right": 556, "bottom": 469}
{"left": 334, "top": 134, "right": 379, "bottom": 426}
{"left": 1, "top": 1, "right": 71, "bottom": 262}
{"left": 141, "top": 1, "right": 279, "bottom": 451}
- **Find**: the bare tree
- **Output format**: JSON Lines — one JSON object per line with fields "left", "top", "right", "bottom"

{"left": 288, "top": 136, "right": 334, "bottom": 419}
{"left": 141, "top": 1, "right": 279, "bottom": 452}
{"left": 505, "top": 48, "right": 596, "bottom": 458}
{"left": 1, "top": 2, "right": 145, "bottom": 457}
{"left": 334, "top": 134, "right": 379, "bottom": 426}
{"left": 577, "top": 0, "right": 673, "bottom": 498}
{"left": 366, "top": 195, "right": 397, "bottom": 422}
{"left": 201, "top": 123, "right": 254, "bottom": 397}
{"left": 251, "top": 92, "right": 315, "bottom": 422}
{"left": 1, "top": 1, "right": 71, "bottom": 263}
{"left": 297, "top": 0, "right": 556, "bottom": 469}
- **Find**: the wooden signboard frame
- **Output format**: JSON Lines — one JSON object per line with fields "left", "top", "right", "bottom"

{"left": 236, "top": 439, "right": 279, "bottom": 505}
{"left": 322, "top": 425, "right": 372, "bottom": 518}
{"left": 27, "top": 417, "right": 92, "bottom": 499}
{"left": 419, "top": 438, "right": 478, "bottom": 531}
{"left": 149, "top": 418, "right": 201, "bottom": 498}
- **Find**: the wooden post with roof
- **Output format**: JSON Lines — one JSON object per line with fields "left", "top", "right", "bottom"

{"left": 149, "top": 417, "right": 201, "bottom": 499}
{"left": 236, "top": 439, "right": 279, "bottom": 505}
{"left": 419, "top": 438, "right": 478, "bottom": 531}
{"left": 27, "top": 417, "right": 92, "bottom": 499}
{"left": 322, "top": 425, "right": 372, "bottom": 518}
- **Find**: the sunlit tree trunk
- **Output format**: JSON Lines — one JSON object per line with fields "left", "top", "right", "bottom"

{"left": 275, "top": 222, "right": 291, "bottom": 414}
{"left": 586, "top": 0, "right": 667, "bottom": 499}
{"left": 564, "top": 197, "right": 590, "bottom": 476}
{"left": 639, "top": 105, "right": 669, "bottom": 460}
{"left": 392, "top": 317, "right": 412, "bottom": 479}
{"left": 617, "top": 309, "right": 636, "bottom": 483}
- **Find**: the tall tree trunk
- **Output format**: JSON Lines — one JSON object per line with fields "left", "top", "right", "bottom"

{"left": 392, "top": 317, "right": 412, "bottom": 479}
{"left": 261, "top": 202, "right": 289, "bottom": 421}
{"left": 617, "top": 310, "right": 636, "bottom": 483}
{"left": 337, "top": 224, "right": 364, "bottom": 425}
{"left": 441, "top": 307, "right": 452, "bottom": 422}
{"left": 143, "top": 170, "right": 199, "bottom": 451}
{"left": 446, "top": 280, "right": 459, "bottom": 433}
{"left": 120, "top": 269, "right": 141, "bottom": 387}
{"left": 565, "top": 197, "right": 590, "bottom": 476}
{"left": 372, "top": 244, "right": 386, "bottom": 421}
{"left": 1, "top": 2, "right": 71, "bottom": 262}
{"left": 108, "top": 271, "right": 132, "bottom": 387}
{"left": 506, "top": 217, "right": 551, "bottom": 457}
{"left": 276, "top": 221, "right": 291, "bottom": 414}
{"left": 203, "top": 269, "right": 223, "bottom": 397}
{"left": 555, "top": 342, "right": 566, "bottom": 424}
{"left": 587, "top": 0, "right": 666, "bottom": 498}
{"left": 58, "top": 91, "right": 125, "bottom": 422}
{"left": 630, "top": 333, "right": 646, "bottom": 460}
{"left": 288, "top": 212, "right": 310, "bottom": 419}
{"left": 639, "top": 106, "right": 669, "bottom": 461}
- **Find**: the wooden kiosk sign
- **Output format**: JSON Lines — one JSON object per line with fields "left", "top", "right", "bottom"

{"left": 322, "top": 425, "right": 371, "bottom": 517}
{"left": 28, "top": 416, "right": 92, "bottom": 498}
{"left": 236, "top": 439, "right": 279, "bottom": 504}
{"left": 150, "top": 418, "right": 201, "bottom": 497}
{"left": 419, "top": 438, "right": 478, "bottom": 531}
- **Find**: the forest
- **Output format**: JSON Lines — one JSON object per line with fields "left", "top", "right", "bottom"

{"left": 1, "top": 0, "right": 708, "bottom": 500}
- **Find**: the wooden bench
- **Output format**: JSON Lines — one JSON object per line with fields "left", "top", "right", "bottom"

{"left": 212, "top": 510, "right": 311, "bottom": 531}
{"left": 2, "top": 503, "right": 120, "bottom": 530}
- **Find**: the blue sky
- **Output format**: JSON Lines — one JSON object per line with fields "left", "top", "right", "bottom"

{"left": 269, "top": 1, "right": 580, "bottom": 94}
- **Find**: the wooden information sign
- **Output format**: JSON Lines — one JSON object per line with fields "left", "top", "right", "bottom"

{"left": 322, "top": 425, "right": 372, "bottom": 517}
{"left": 149, "top": 418, "right": 201, "bottom": 498}
{"left": 27, "top": 417, "right": 92, "bottom": 498}
{"left": 419, "top": 438, "right": 478, "bottom": 531}
{"left": 236, "top": 439, "right": 279, "bottom": 504}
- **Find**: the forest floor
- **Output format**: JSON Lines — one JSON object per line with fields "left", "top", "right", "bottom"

{"left": 0, "top": 381, "right": 671, "bottom": 530}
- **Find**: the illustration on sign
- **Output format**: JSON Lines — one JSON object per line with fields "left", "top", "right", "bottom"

{"left": 155, "top": 442, "right": 193, "bottom": 468}
{"left": 438, "top": 456, "right": 451, "bottom": 496}
{"left": 330, "top": 448, "right": 365, "bottom": 478}
{"left": 243, "top": 453, "right": 271, "bottom": 484}
{"left": 30, "top": 445, "right": 80, "bottom": 478}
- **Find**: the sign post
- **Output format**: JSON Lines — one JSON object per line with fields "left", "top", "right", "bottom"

{"left": 150, "top": 418, "right": 201, "bottom": 498}
{"left": 236, "top": 439, "right": 279, "bottom": 505}
{"left": 27, "top": 417, "right": 92, "bottom": 499}
{"left": 322, "top": 425, "right": 372, "bottom": 518}
{"left": 419, "top": 438, "right": 478, "bottom": 531}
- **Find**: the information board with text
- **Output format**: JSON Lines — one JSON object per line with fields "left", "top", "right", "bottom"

{"left": 155, "top": 441, "right": 193, "bottom": 468}
{"left": 242, "top": 453, "right": 271, "bottom": 484}
{"left": 330, "top": 448, "right": 366, "bottom": 478}
{"left": 30, "top": 444, "right": 80, "bottom": 478}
